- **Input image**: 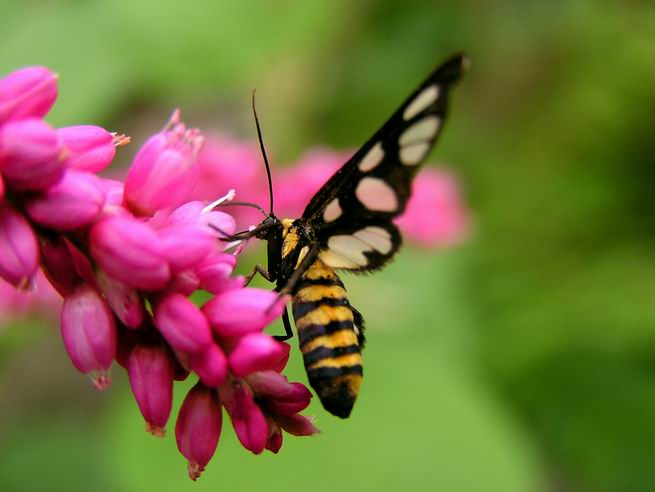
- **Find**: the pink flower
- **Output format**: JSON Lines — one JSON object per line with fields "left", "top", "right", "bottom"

{"left": 203, "top": 288, "right": 286, "bottom": 337}
{"left": 97, "top": 178, "right": 125, "bottom": 209}
{"left": 274, "top": 413, "right": 319, "bottom": 437}
{"left": 154, "top": 293, "right": 213, "bottom": 354}
{"left": 60, "top": 284, "right": 117, "bottom": 390}
{"left": 264, "top": 417, "right": 283, "bottom": 453}
{"left": 163, "top": 200, "right": 236, "bottom": 235}
{"left": 95, "top": 271, "right": 143, "bottom": 329}
{"left": 159, "top": 223, "right": 217, "bottom": 273}
{"left": 219, "top": 379, "right": 268, "bottom": 454}
{"left": 0, "top": 118, "right": 66, "bottom": 191}
{"left": 189, "top": 343, "right": 228, "bottom": 387}
{"left": 168, "top": 270, "right": 201, "bottom": 296}
{"left": 127, "top": 342, "right": 175, "bottom": 436}
{"left": 229, "top": 334, "right": 288, "bottom": 377}
{"left": 0, "top": 66, "right": 58, "bottom": 125}
{"left": 176, "top": 383, "right": 222, "bottom": 481}
{"left": 247, "top": 370, "right": 312, "bottom": 416}
{"left": 123, "top": 112, "right": 202, "bottom": 217}
{"left": 25, "top": 170, "right": 105, "bottom": 231}
{"left": 57, "top": 125, "right": 122, "bottom": 173}
{"left": 0, "top": 205, "right": 39, "bottom": 288}
{"left": 395, "top": 168, "right": 470, "bottom": 247}
{"left": 195, "top": 251, "right": 241, "bottom": 294}
{"left": 39, "top": 236, "right": 81, "bottom": 297}
{"left": 89, "top": 215, "right": 171, "bottom": 290}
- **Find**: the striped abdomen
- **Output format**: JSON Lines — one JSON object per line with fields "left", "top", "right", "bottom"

{"left": 292, "top": 259, "right": 364, "bottom": 418}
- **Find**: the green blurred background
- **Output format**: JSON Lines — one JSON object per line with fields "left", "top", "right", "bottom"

{"left": 1, "top": 1, "right": 655, "bottom": 491}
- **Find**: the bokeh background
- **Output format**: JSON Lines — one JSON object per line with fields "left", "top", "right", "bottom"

{"left": 1, "top": 1, "right": 655, "bottom": 491}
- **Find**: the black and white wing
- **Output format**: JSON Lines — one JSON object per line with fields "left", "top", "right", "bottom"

{"left": 303, "top": 53, "right": 468, "bottom": 271}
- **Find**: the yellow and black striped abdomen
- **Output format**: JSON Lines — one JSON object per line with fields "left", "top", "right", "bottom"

{"left": 292, "top": 259, "right": 363, "bottom": 418}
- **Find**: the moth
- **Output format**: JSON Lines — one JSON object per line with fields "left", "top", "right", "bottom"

{"left": 220, "top": 54, "right": 467, "bottom": 418}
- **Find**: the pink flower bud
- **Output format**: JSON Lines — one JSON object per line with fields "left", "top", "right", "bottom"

{"left": 127, "top": 343, "right": 175, "bottom": 436}
{"left": 25, "top": 170, "right": 105, "bottom": 231}
{"left": 229, "top": 334, "right": 288, "bottom": 378}
{"left": 175, "top": 382, "right": 222, "bottom": 481}
{"left": 271, "top": 342, "right": 291, "bottom": 373}
{"left": 168, "top": 270, "right": 200, "bottom": 296}
{"left": 39, "top": 236, "right": 81, "bottom": 297}
{"left": 161, "top": 201, "right": 206, "bottom": 226}
{"left": 159, "top": 223, "right": 216, "bottom": 272}
{"left": 0, "top": 118, "right": 65, "bottom": 191}
{"left": 195, "top": 252, "right": 241, "bottom": 294}
{"left": 247, "top": 371, "right": 312, "bottom": 416}
{"left": 0, "top": 205, "right": 38, "bottom": 288}
{"left": 67, "top": 240, "right": 97, "bottom": 286}
{"left": 164, "top": 201, "right": 236, "bottom": 233}
{"left": 189, "top": 343, "right": 228, "bottom": 387}
{"left": 96, "top": 271, "right": 143, "bottom": 329}
{"left": 203, "top": 288, "right": 285, "bottom": 337}
{"left": 219, "top": 380, "right": 268, "bottom": 454}
{"left": 265, "top": 417, "right": 283, "bottom": 454}
{"left": 115, "top": 323, "right": 139, "bottom": 369}
{"left": 90, "top": 215, "right": 170, "bottom": 290}
{"left": 97, "top": 178, "right": 124, "bottom": 209}
{"left": 123, "top": 121, "right": 202, "bottom": 217}
{"left": 60, "top": 284, "right": 117, "bottom": 390}
{"left": 172, "top": 359, "right": 191, "bottom": 381}
{"left": 57, "top": 125, "right": 116, "bottom": 172}
{"left": 154, "top": 293, "right": 212, "bottom": 354}
{"left": 0, "top": 66, "right": 58, "bottom": 124}
{"left": 276, "top": 414, "right": 319, "bottom": 437}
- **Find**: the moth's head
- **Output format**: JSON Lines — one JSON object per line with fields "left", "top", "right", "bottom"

{"left": 254, "top": 214, "right": 282, "bottom": 240}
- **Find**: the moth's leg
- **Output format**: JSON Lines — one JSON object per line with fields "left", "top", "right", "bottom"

{"left": 244, "top": 264, "right": 272, "bottom": 286}
{"left": 273, "top": 307, "right": 294, "bottom": 342}
{"left": 264, "top": 245, "right": 319, "bottom": 314}
{"left": 277, "top": 245, "right": 319, "bottom": 297}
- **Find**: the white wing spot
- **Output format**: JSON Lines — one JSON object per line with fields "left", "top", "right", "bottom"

{"left": 323, "top": 198, "right": 342, "bottom": 222}
{"left": 326, "top": 236, "right": 370, "bottom": 267}
{"left": 403, "top": 85, "right": 440, "bottom": 120}
{"left": 354, "top": 226, "right": 393, "bottom": 254}
{"left": 399, "top": 116, "right": 440, "bottom": 146}
{"left": 400, "top": 141, "right": 431, "bottom": 166}
{"left": 358, "top": 142, "right": 384, "bottom": 172}
{"left": 355, "top": 177, "right": 398, "bottom": 212}
{"left": 319, "top": 249, "right": 361, "bottom": 269}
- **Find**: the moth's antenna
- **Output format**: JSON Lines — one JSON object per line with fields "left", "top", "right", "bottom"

{"left": 252, "top": 90, "right": 274, "bottom": 215}
{"left": 217, "top": 200, "right": 268, "bottom": 218}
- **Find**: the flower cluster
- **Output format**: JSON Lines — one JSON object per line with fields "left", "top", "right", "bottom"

{"left": 0, "top": 66, "right": 317, "bottom": 480}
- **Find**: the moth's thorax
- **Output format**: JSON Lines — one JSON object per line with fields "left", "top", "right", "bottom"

{"left": 277, "top": 218, "right": 311, "bottom": 280}
{"left": 280, "top": 218, "right": 312, "bottom": 256}
{"left": 280, "top": 218, "right": 300, "bottom": 259}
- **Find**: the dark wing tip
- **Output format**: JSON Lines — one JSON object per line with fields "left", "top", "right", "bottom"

{"left": 435, "top": 52, "right": 470, "bottom": 86}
